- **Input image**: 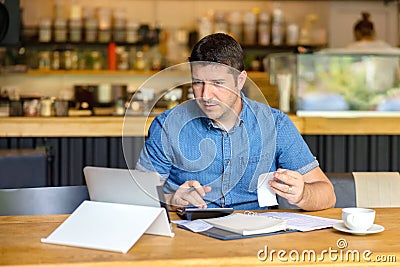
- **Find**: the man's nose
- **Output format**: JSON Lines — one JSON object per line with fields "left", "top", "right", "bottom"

{"left": 202, "top": 82, "right": 214, "bottom": 99}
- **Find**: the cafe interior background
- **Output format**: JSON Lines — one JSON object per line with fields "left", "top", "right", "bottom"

{"left": 0, "top": 0, "right": 399, "bottom": 188}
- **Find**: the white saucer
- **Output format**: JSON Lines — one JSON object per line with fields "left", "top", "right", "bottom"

{"left": 333, "top": 222, "right": 384, "bottom": 235}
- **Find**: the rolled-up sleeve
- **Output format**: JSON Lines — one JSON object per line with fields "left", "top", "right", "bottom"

{"left": 136, "top": 115, "right": 171, "bottom": 180}
{"left": 275, "top": 111, "right": 319, "bottom": 174}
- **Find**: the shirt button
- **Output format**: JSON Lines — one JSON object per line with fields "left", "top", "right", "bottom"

{"left": 223, "top": 186, "right": 228, "bottom": 191}
{"left": 225, "top": 159, "right": 230, "bottom": 164}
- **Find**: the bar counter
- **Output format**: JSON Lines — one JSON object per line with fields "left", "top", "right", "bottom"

{"left": 0, "top": 115, "right": 399, "bottom": 137}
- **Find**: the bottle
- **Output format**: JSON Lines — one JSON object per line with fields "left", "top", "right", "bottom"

{"left": 228, "top": 12, "right": 242, "bottom": 43}
{"left": 258, "top": 11, "right": 271, "bottom": 46}
{"left": 214, "top": 11, "right": 228, "bottom": 33}
{"left": 107, "top": 43, "right": 117, "bottom": 70}
{"left": 243, "top": 9, "right": 257, "bottom": 45}
{"left": 116, "top": 46, "right": 129, "bottom": 70}
{"left": 52, "top": 51, "right": 60, "bottom": 70}
{"left": 39, "top": 18, "right": 52, "bottom": 42}
{"left": 98, "top": 7, "right": 112, "bottom": 43}
{"left": 271, "top": 7, "right": 285, "bottom": 46}
{"left": 84, "top": 7, "right": 97, "bottom": 42}
{"left": 126, "top": 19, "right": 139, "bottom": 43}
{"left": 54, "top": 18, "right": 67, "bottom": 42}
{"left": 286, "top": 23, "right": 299, "bottom": 46}
{"left": 69, "top": 3, "right": 82, "bottom": 42}
{"left": 298, "top": 14, "right": 320, "bottom": 45}
{"left": 115, "top": 98, "right": 126, "bottom": 115}
{"left": 90, "top": 51, "right": 103, "bottom": 70}
{"left": 134, "top": 50, "right": 147, "bottom": 71}
{"left": 38, "top": 51, "right": 51, "bottom": 70}
{"left": 69, "top": 19, "right": 82, "bottom": 42}
{"left": 113, "top": 8, "right": 126, "bottom": 43}
{"left": 197, "top": 16, "right": 213, "bottom": 40}
{"left": 40, "top": 97, "right": 53, "bottom": 117}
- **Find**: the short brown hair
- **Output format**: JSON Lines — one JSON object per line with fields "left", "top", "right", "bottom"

{"left": 189, "top": 33, "right": 244, "bottom": 71}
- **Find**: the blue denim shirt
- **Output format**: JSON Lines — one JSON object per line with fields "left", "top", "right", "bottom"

{"left": 137, "top": 96, "right": 318, "bottom": 210}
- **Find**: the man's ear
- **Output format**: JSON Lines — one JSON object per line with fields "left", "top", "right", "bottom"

{"left": 237, "top": 70, "right": 247, "bottom": 91}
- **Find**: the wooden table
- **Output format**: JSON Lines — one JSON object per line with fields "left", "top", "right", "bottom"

{"left": 0, "top": 208, "right": 399, "bottom": 266}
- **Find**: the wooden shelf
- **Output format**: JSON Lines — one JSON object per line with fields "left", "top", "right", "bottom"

{"left": 25, "top": 69, "right": 159, "bottom": 76}
{"left": 18, "top": 70, "right": 267, "bottom": 78}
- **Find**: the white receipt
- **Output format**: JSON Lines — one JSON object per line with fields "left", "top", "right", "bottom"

{"left": 262, "top": 212, "right": 341, "bottom": 232}
{"left": 257, "top": 172, "right": 278, "bottom": 207}
{"left": 172, "top": 219, "right": 213, "bottom": 232}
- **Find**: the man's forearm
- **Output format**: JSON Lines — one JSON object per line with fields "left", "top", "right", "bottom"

{"left": 295, "top": 181, "right": 336, "bottom": 211}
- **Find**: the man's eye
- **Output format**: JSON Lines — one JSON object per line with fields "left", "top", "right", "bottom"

{"left": 192, "top": 81, "right": 203, "bottom": 87}
{"left": 213, "top": 81, "right": 224, "bottom": 87}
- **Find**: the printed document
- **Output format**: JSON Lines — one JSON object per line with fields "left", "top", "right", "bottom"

{"left": 263, "top": 212, "right": 341, "bottom": 232}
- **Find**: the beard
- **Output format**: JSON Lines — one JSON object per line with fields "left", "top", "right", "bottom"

{"left": 195, "top": 95, "right": 239, "bottom": 124}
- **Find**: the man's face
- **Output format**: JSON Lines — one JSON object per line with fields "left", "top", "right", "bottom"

{"left": 191, "top": 64, "right": 245, "bottom": 123}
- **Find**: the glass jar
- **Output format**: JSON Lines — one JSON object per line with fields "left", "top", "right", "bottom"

{"left": 113, "top": 8, "right": 126, "bottom": 43}
{"left": 214, "top": 11, "right": 228, "bottom": 33}
{"left": 243, "top": 11, "right": 257, "bottom": 45}
{"left": 52, "top": 51, "right": 60, "bottom": 70}
{"left": 97, "top": 8, "right": 111, "bottom": 43}
{"left": 24, "top": 99, "right": 40, "bottom": 116}
{"left": 197, "top": 17, "right": 213, "bottom": 40}
{"left": 69, "top": 19, "right": 82, "bottom": 42}
{"left": 9, "top": 100, "right": 23, "bottom": 116}
{"left": 87, "top": 51, "right": 103, "bottom": 70}
{"left": 116, "top": 47, "right": 129, "bottom": 70}
{"left": 84, "top": 7, "right": 97, "bottom": 42}
{"left": 286, "top": 23, "right": 299, "bottom": 45}
{"left": 39, "top": 18, "right": 52, "bottom": 42}
{"left": 271, "top": 8, "right": 285, "bottom": 46}
{"left": 228, "top": 12, "right": 243, "bottom": 43}
{"left": 54, "top": 99, "right": 69, "bottom": 116}
{"left": 85, "top": 18, "right": 98, "bottom": 42}
{"left": 38, "top": 51, "right": 51, "bottom": 70}
{"left": 63, "top": 50, "right": 73, "bottom": 70}
{"left": 272, "top": 22, "right": 284, "bottom": 46}
{"left": 126, "top": 20, "right": 139, "bottom": 43}
{"left": 134, "top": 51, "right": 147, "bottom": 71}
{"left": 54, "top": 18, "right": 67, "bottom": 42}
{"left": 258, "top": 12, "right": 271, "bottom": 46}
{"left": 40, "top": 97, "right": 53, "bottom": 117}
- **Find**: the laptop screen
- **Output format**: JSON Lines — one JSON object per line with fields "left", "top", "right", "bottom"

{"left": 83, "top": 166, "right": 162, "bottom": 208}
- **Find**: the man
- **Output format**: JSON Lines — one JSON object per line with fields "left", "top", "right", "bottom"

{"left": 136, "top": 33, "right": 336, "bottom": 211}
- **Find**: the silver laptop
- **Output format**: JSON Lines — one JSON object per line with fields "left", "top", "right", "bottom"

{"left": 83, "top": 166, "right": 162, "bottom": 208}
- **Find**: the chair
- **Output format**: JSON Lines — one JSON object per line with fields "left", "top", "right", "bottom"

{"left": 0, "top": 185, "right": 89, "bottom": 216}
{"left": 327, "top": 172, "right": 356, "bottom": 208}
{"left": 352, "top": 172, "right": 400, "bottom": 208}
{"left": 0, "top": 149, "right": 48, "bottom": 189}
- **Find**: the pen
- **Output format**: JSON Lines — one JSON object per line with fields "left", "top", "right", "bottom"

{"left": 187, "top": 187, "right": 196, "bottom": 193}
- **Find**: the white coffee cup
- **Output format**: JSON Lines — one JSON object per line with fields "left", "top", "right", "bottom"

{"left": 342, "top": 208, "right": 375, "bottom": 231}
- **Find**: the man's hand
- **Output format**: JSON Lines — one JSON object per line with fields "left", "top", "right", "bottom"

{"left": 170, "top": 180, "right": 212, "bottom": 209}
{"left": 268, "top": 169, "right": 305, "bottom": 205}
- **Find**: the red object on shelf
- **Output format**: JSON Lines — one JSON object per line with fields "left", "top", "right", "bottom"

{"left": 107, "top": 42, "right": 117, "bottom": 70}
